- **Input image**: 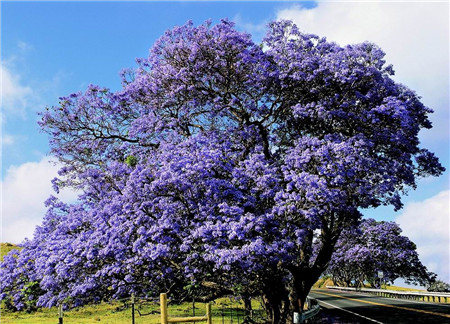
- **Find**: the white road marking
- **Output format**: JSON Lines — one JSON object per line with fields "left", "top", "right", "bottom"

{"left": 317, "top": 299, "right": 384, "bottom": 324}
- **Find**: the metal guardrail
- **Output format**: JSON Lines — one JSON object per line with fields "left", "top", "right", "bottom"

{"left": 297, "top": 297, "right": 320, "bottom": 323}
{"left": 326, "top": 286, "right": 450, "bottom": 303}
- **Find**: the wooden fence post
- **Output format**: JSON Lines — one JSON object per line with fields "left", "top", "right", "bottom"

{"left": 161, "top": 293, "right": 168, "bottom": 324}
{"left": 58, "top": 303, "right": 63, "bottom": 324}
{"left": 131, "top": 294, "right": 135, "bottom": 324}
{"left": 206, "top": 302, "right": 212, "bottom": 324}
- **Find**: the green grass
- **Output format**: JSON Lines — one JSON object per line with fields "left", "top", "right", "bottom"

{"left": 1, "top": 297, "right": 266, "bottom": 323}
{"left": 1, "top": 302, "right": 133, "bottom": 324}
{"left": 313, "top": 276, "right": 335, "bottom": 288}
{"left": 384, "top": 285, "right": 425, "bottom": 292}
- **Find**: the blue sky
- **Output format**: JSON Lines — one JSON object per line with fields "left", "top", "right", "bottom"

{"left": 1, "top": 1, "right": 308, "bottom": 171}
{"left": 1, "top": 1, "right": 449, "bottom": 283}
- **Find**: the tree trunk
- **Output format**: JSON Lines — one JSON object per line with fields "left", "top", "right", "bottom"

{"left": 291, "top": 269, "right": 321, "bottom": 313}
{"left": 263, "top": 295, "right": 280, "bottom": 324}
{"left": 289, "top": 229, "right": 340, "bottom": 317}
{"left": 261, "top": 266, "right": 327, "bottom": 324}
{"left": 242, "top": 295, "right": 252, "bottom": 323}
{"left": 262, "top": 273, "right": 289, "bottom": 324}
{"left": 262, "top": 222, "right": 342, "bottom": 323}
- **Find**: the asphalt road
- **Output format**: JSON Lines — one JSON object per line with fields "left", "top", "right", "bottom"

{"left": 309, "top": 288, "right": 450, "bottom": 324}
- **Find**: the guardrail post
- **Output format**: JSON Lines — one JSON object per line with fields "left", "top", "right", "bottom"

{"left": 326, "top": 285, "right": 450, "bottom": 304}
{"left": 161, "top": 293, "right": 168, "bottom": 324}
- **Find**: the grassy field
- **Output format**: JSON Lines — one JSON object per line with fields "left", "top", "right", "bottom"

{"left": 384, "top": 285, "right": 425, "bottom": 292}
{"left": 1, "top": 296, "right": 265, "bottom": 324}
{"left": 313, "top": 276, "right": 335, "bottom": 288}
{"left": 2, "top": 301, "right": 134, "bottom": 324}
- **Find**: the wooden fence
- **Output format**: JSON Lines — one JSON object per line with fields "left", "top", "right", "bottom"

{"left": 160, "top": 293, "right": 212, "bottom": 324}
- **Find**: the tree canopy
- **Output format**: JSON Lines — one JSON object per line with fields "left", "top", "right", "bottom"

{"left": 428, "top": 280, "right": 450, "bottom": 293}
{"left": 327, "top": 218, "right": 434, "bottom": 288}
{"left": 0, "top": 19, "right": 444, "bottom": 323}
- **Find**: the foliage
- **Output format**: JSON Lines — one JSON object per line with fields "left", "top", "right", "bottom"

{"left": 427, "top": 280, "right": 450, "bottom": 292}
{"left": 327, "top": 219, "right": 434, "bottom": 288}
{"left": 0, "top": 19, "right": 444, "bottom": 323}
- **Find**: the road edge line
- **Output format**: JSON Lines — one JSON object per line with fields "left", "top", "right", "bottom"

{"left": 315, "top": 290, "right": 450, "bottom": 319}
{"left": 317, "top": 299, "right": 384, "bottom": 323}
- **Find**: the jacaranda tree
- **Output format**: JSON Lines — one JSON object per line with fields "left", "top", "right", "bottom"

{"left": 327, "top": 218, "right": 434, "bottom": 288}
{"left": 0, "top": 19, "right": 444, "bottom": 323}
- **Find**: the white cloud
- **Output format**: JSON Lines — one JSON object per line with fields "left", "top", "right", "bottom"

{"left": 276, "top": 7, "right": 449, "bottom": 282}
{"left": 1, "top": 134, "right": 16, "bottom": 146}
{"left": 17, "top": 41, "right": 33, "bottom": 53}
{"left": 1, "top": 41, "right": 67, "bottom": 122}
{"left": 234, "top": 14, "right": 268, "bottom": 42}
{"left": 0, "top": 63, "right": 36, "bottom": 118}
{"left": 395, "top": 191, "right": 450, "bottom": 283}
{"left": 276, "top": 2, "right": 449, "bottom": 144}
{"left": 1, "top": 157, "right": 78, "bottom": 244}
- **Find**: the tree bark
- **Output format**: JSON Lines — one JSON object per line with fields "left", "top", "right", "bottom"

{"left": 262, "top": 274, "right": 289, "bottom": 324}
{"left": 289, "top": 229, "right": 340, "bottom": 317}
{"left": 242, "top": 295, "right": 253, "bottom": 323}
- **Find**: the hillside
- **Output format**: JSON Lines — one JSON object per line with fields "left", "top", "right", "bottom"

{"left": 0, "top": 243, "right": 21, "bottom": 261}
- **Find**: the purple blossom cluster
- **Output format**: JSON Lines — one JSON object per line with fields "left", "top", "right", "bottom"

{"left": 328, "top": 219, "right": 434, "bottom": 287}
{"left": 1, "top": 19, "right": 444, "bottom": 321}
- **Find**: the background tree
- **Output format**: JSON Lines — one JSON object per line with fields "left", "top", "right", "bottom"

{"left": 327, "top": 219, "right": 434, "bottom": 288}
{"left": 427, "top": 280, "right": 450, "bottom": 293}
{"left": 1, "top": 19, "right": 444, "bottom": 324}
